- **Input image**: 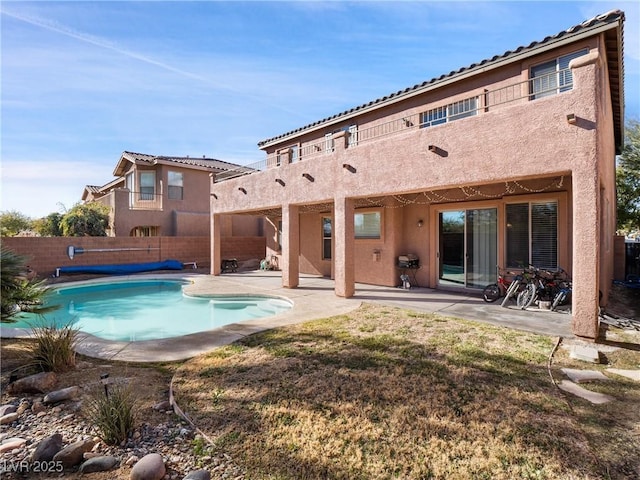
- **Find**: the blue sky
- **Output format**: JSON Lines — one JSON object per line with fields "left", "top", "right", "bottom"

{"left": 1, "top": 1, "right": 638, "bottom": 218}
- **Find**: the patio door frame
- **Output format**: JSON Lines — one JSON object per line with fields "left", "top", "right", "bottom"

{"left": 431, "top": 201, "right": 500, "bottom": 290}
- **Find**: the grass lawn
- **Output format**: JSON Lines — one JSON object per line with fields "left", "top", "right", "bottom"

{"left": 172, "top": 303, "right": 640, "bottom": 480}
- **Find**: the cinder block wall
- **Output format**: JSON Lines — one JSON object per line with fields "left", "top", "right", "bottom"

{"left": 2, "top": 236, "right": 266, "bottom": 279}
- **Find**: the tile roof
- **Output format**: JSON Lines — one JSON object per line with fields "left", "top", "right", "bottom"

{"left": 120, "top": 151, "right": 243, "bottom": 172}
{"left": 258, "top": 10, "right": 625, "bottom": 150}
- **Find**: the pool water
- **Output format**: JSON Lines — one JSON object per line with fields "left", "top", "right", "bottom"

{"left": 3, "top": 280, "right": 292, "bottom": 342}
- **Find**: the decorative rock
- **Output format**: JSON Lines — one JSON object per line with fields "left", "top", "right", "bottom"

{"left": 130, "top": 453, "right": 166, "bottom": 480}
{"left": 7, "top": 371, "right": 57, "bottom": 394}
{"left": 126, "top": 454, "right": 139, "bottom": 466}
{"left": 0, "top": 412, "right": 20, "bottom": 425}
{"left": 183, "top": 469, "right": 211, "bottom": 480}
{"left": 0, "top": 404, "right": 17, "bottom": 416}
{"left": 79, "top": 455, "right": 119, "bottom": 473}
{"left": 0, "top": 437, "right": 27, "bottom": 453}
{"left": 53, "top": 437, "right": 96, "bottom": 467}
{"left": 31, "top": 433, "right": 63, "bottom": 462}
{"left": 44, "top": 386, "right": 81, "bottom": 404}
{"left": 31, "top": 401, "right": 46, "bottom": 413}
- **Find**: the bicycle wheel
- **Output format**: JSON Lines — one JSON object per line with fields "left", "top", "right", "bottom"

{"left": 501, "top": 278, "right": 520, "bottom": 308}
{"left": 551, "top": 291, "right": 565, "bottom": 311}
{"left": 482, "top": 284, "right": 501, "bottom": 303}
{"left": 517, "top": 283, "right": 537, "bottom": 309}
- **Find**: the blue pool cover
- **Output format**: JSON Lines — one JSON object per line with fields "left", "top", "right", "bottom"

{"left": 57, "top": 259, "right": 184, "bottom": 275}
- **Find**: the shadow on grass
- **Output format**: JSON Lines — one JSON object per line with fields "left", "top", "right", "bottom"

{"left": 174, "top": 305, "right": 640, "bottom": 480}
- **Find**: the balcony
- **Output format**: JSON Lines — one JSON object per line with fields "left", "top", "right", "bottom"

{"left": 215, "top": 68, "right": 574, "bottom": 183}
{"left": 129, "top": 191, "right": 163, "bottom": 211}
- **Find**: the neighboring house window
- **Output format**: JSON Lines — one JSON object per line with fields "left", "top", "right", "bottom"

{"left": 420, "top": 96, "right": 478, "bottom": 128}
{"left": 355, "top": 211, "right": 381, "bottom": 240}
{"left": 530, "top": 49, "right": 588, "bottom": 99}
{"left": 322, "top": 216, "right": 332, "bottom": 260}
{"left": 168, "top": 171, "right": 183, "bottom": 200}
{"left": 276, "top": 145, "right": 299, "bottom": 166}
{"left": 130, "top": 226, "right": 159, "bottom": 237}
{"left": 506, "top": 201, "right": 558, "bottom": 269}
{"left": 139, "top": 172, "right": 155, "bottom": 200}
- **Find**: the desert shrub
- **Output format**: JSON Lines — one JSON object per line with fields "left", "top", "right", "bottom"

{"left": 30, "top": 321, "right": 79, "bottom": 372}
{"left": 84, "top": 382, "right": 138, "bottom": 445}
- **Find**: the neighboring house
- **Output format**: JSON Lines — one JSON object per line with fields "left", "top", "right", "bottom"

{"left": 83, "top": 151, "right": 262, "bottom": 237}
{"left": 209, "top": 11, "right": 625, "bottom": 340}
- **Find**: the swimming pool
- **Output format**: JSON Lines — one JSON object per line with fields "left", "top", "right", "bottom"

{"left": 2, "top": 279, "right": 293, "bottom": 342}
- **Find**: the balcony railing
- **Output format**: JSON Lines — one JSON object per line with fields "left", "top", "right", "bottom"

{"left": 215, "top": 68, "right": 574, "bottom": 183}
{"left": 129, "top": 191, "right": 162, "bottom": 210}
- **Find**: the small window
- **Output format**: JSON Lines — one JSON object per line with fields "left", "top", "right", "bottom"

{"left": 139, "top": 172, "right": 155, "bottom": 200}
{"left": 168, "top": 171, "right": 183, "bottom": 200}
{"left": 420, "top": 96, "right": 477, "bottom": 128}
{"left": 324, "top": 133, "right": 334, "bottom": 153}
{"left": 322, "top": 217, "right": 332, "bottom": 260}
{"left": 355, "top": 211, "right": 381, "bottom": 240}
{"left": 348, "top": 125, "right": 358, "bottom": 147}
{"left": 130, "top": 226, "right": 160, "bottom": 237}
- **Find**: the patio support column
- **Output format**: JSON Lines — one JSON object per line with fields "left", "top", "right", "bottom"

{"left": 571, "top": 169, "right": 600, "bottom": 339}
{"left": 211, "top": 213, "right": 222, "bottom": 276}
{"left": 334, "top": 196, "right": 355, "bottom": 298}
{"left": 282, "top": 203, "right": 300, "bottom": 289}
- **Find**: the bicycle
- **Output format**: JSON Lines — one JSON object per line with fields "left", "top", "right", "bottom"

{"left": 516, "top": 266, "right": 570, "bottom": 310}
{"left": 482, "top": 268, "right": 518, "bottom": 303}
{"left": 500, "top": 266, "right": 535, "bottom": 308}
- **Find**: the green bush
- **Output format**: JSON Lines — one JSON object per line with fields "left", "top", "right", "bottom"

{"left": 29, "top": 321, "right": 79, "bottom": 372}
{"left": 84, "top": 382, "right": 139, "bottom": 446}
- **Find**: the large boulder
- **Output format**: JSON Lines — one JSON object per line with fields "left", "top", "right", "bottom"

{"left": 31, "top": 433, "right": 63, "bottom": 462}
{"left": 129, "top": 453, "right": 166, "bottom": 480}
{"left": 7, "top": 372, "right": 57, "bottom": 394}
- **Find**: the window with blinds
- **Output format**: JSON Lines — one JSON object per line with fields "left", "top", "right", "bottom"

{"left": 506, "top": 201, "right": 557, "bottom": 269}
{"left": 530, "top": 49, "right": 588, "bottom": 99}
{"left": 355, "top": 211, "right": 381, "bottom": 239}
{"left": 419, "top": 96, "right": 478, "bottom": 128}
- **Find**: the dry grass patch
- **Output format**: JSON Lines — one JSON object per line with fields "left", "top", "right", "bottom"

{"left": 172, "top": 304, "right": 640, "bottom": 480}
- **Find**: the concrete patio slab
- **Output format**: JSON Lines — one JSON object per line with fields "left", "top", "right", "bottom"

{"left": 606, "top": 368, "right": 640, "bottom": 382}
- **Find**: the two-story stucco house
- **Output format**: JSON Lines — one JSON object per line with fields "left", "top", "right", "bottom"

{"left": 209, "top": 11, "right": 625, "bottom": 340}
{"left": 84, "top": 151, "right": 261, "bottom": 237}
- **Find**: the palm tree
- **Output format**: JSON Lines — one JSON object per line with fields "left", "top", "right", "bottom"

{"left": 1, "top": 247, "right": 54, "bottom": 322}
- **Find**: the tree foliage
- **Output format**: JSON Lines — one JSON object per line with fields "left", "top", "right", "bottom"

{"left": 617, "top": 120, "right": 640, "bottom": 232}
{"left": 60, "top": 202, "right": 110, "bottom": 237}
{"left": 32, "top": 212, "right": 64, "bottom": 237}
{"left": 1, "top": 247, "right": 53, "bottom": 323}
{"left": 0, "top": 210, "right": 33, "bottom": 237}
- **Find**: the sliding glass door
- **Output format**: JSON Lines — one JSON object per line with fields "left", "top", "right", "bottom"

{"left": 438, "top": 208, "right": 497, "bottom": 289}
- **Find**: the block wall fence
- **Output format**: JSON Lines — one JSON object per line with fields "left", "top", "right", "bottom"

{"left": 1, "top": 236, "right": 266, "bottom": 279}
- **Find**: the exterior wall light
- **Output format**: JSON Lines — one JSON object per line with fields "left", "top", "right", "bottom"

{"left": 566, "top": 113, "right": 577, "bottom": 124}
{"left": 417, "top": 219, "right": 424, "bottom": 228}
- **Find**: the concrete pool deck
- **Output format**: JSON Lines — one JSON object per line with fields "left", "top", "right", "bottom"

{"left": 2, "top": 270, "right": 575, "bottom": 362}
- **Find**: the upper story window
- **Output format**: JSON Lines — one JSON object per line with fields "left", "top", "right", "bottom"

{"left": 420, "top": 96, "right": 478, "bottom": 128}
{"left": 168, "top": 171, "right": 183, "bottom": 200}
{"left": 355, "top": 211, "right": 381, "bottom": 240}
{"left": 139, "top": 172, "right": 155, "bottom": 200}
{"left": 530, "top": 49, "right": 588, "bottom": 100}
